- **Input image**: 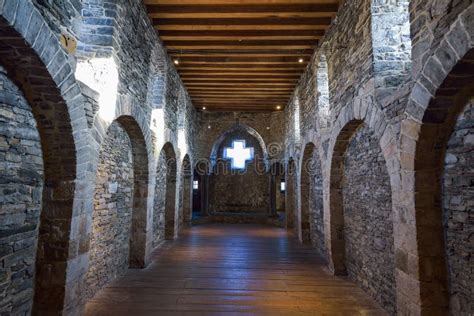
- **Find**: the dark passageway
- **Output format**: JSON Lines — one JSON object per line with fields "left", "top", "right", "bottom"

{"left": 85, "top": 224, "right": 385, "bottom": 315}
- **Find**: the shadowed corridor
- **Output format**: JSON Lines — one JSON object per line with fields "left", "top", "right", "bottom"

{"left": 84, "top": 224, "right": 386, "bottom": 315}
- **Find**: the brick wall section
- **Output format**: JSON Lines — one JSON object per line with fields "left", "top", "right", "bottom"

{"left": 87, "top": 121, "right": 133, "bottom": 299}
{"left": 442, "top": 99, "right": 474, "bottom": 315}
{"left": 343, "top": 125, "right": 395, "bottom": 314}
{"left": 0, "top": 71, "right": 43, "bottom": 315}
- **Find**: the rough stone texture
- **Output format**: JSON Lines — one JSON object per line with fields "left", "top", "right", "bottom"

{"left": 209, "top": 131, "right": 269, "bottom": 214}
{"left": 196, "top": 112, "right": 285, "bottom": 163}
{"left": 0, "top": 70, "right": 43, "bottom": 316}
{"left": 87, "top": 121, "right": 133, "bottom": 299}
{"left": 0, "top": 0, "right": 472, "bottom": 315}
{"left": 442, "top": 99, "right": 474, "bottom": 316}
{"left": 307, "top": 150, "right": 325, "bottom": 257}
{"left": 343, "top": 125, "right": 396, "bottom": 314}
{"left": 152, "top": 151, "right": 166, "bottom": 248}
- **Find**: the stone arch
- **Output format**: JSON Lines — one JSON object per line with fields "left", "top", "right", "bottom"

{"left": 0, "top": 3, "right": 89, "bottom": 314}
{"left": 286, "top": 158, "right": 297, "bottom": 231}
{"left": 400, "top": 16, "right": 474, "bottom": 311}
{"left": 86, "top": 114, "right": 149, "bottom": 300}
{"left": 210, "top": 123, "right": 270, "bottom": 171}
{"left": 327, "top": 103, "right": 398, "bottom": 313}
{"left": 299, "top": 142, "right": 324, "bottom": 252}
{"left": 180, "top": 154, "right": 193, "bottom": 226}
{"left": 159, "top": 142, "right": 178, "bottom": 240}
{"left": 114, "top": 115, "right": 150, "bottom": 268}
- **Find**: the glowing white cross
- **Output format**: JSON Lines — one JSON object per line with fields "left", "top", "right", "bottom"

{"left": 224, "top": 140, "right": 254, "bottom": 169}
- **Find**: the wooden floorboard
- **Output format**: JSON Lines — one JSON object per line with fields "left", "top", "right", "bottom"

{"left": 85, "top": 224, "right": 386, "bottom": 315}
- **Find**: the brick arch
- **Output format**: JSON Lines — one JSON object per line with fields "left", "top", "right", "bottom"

{"left": 327, "top": 104, "right": 398, "bottom": 277}
{"left": 399, "top": 12, "right": 474, "bottom": 312}
{"left": 0, "top": 2, "right": 90, "bottom": 314}
{"left": 160, "top": 142, "right": 178, "bottom": 240}
{"left": 286, "top": 157, "right": 297, "bottom": 231}
{"left": 210, "top": 123, "right": 270, "bottom": 171}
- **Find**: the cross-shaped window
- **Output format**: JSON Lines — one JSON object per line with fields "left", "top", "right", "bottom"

{"left": 224, "top": 140, "right": 254, "bottom": 170}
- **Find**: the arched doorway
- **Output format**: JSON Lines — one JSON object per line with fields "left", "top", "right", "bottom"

{"left": 192, "top": 161, "right": 209, "bottom": 219}
{"left": 406, "top": 48, "right": 474, "bottom": 315}
{"left": 0, "top": 11, "right": 83, "bottom": 314}
{"left": 180, "top": 155, "right": 193, "bottom": 226}
{"left": 87, "top": 115, "right": 149, "bottom": 299}
{"left": 286, "top": 158, "right": 297, "bottom": 231}
{"left": 270, "top": 162, "right": 286, "bottom": 218}
{"left": 329, "top": 119, "right": 396, "bottom": 313}
{"left": 300, "top": 143, "right": 324, "bottom": 251}
{"left": 159, "top": 143, "right": 177, "bottom": 240}
{"left": 208, "top": 125, "right": 269, "bottom": 215}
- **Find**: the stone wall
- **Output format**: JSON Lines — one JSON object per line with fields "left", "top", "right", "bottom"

{"left": 0, "top": 70, "right": 43, "bottom": 315}
{"left": 307, "top": 150, "right": 325, "bottom": 257}
{"left": 153, "top": 151, "right": 166, "bottom": 248}
{"left": 196, "top": 111, "right": 285, "bottom": 162}
{"left": 343, "top": 125, "right": 395, "bottom": 314}
{"left": 209, "top": 131, "right": 269, "bottom": 213}
{"left": 442, "top": 98, "right": 473, "bottom": 315}
{"left": 87, "top": 121, "right": 134, "bottom": 299}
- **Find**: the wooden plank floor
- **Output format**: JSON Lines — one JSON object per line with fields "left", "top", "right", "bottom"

{"left": 85, "top": 224, "right": 387, "bottom": 315}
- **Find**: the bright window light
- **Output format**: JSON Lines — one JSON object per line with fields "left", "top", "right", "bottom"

{"left": 224, "top": 140, "right": 254, "bottom": 170}
{"left": 280, "top": 181, "right": 286, "bottom": 192}
{"left": 193, "top": 180, "right": 199, "bottom": 190}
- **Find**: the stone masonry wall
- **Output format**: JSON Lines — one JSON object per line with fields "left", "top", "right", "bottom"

{"left": 153, "top": 151, "right": 166, "bottom": 248}
{"left": 209, "top": 131, "right": 269, "bottom": 213}
{"left": 442, "top": 98, "right": 474, "bottom": 315}
{"left": 0, "top": 70, "right": 43, "bottom": 315}
{"left": 196, "top": 112, "right": 285, "bottom": 163}
{"left": 343, "top": 125, "right": 396, "bottom": 314}
{"left": 308, "top": 151, "right": 325, "bottom": 257}
{"left": 87, "top": 121, "right": 133, "bottom": 299}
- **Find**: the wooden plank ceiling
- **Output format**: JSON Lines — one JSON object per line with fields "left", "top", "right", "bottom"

{"left": 145, "top": 0, "right": 340, "bottom": 112}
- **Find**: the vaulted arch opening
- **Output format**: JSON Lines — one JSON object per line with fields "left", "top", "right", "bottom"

{"left": 87, "top": 115, "right": 149, "bottom": 300}
{"left": 208, "top": 125, "right": 269, "bottom": 215}
{"left": 0, "top": 14, "right": 79, "bottom": 315}
{"left": 411, "top": 48, "right": 474, "bottom": 315}
{"left": 270, "top": 162, "right": 286, "bottom": 218}
{"left": 286, "top": 158, "right": 297, "bottom": 231}
{"left": 179, "top": 155, "right": 193, "bottom": 227}
{"left": 330, "top": 120, "right": 396, "bottom": 313}
{"left": 300, "top": 143, "right": 325, "bottom": 254}
{"left": 155, "top": 143, "right": 177, "bottom": 241}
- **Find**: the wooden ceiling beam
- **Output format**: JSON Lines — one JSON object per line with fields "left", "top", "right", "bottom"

{"left": 181, "top": 75, "right": 301, "bottom": 80}
{"left": 147, "top": 3, "right": 338, "bottom": 14}
{"left": 161, "top": 29, "right": 324, "bottom": 37}
{"left": 156, "top": 24, "right": 329, "bottom": 30}
{"left": 147, "top": 0, "right": 338, "bottom": 111}
{"left": 153, "top": 17, "right": 332, "bottom": 26}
